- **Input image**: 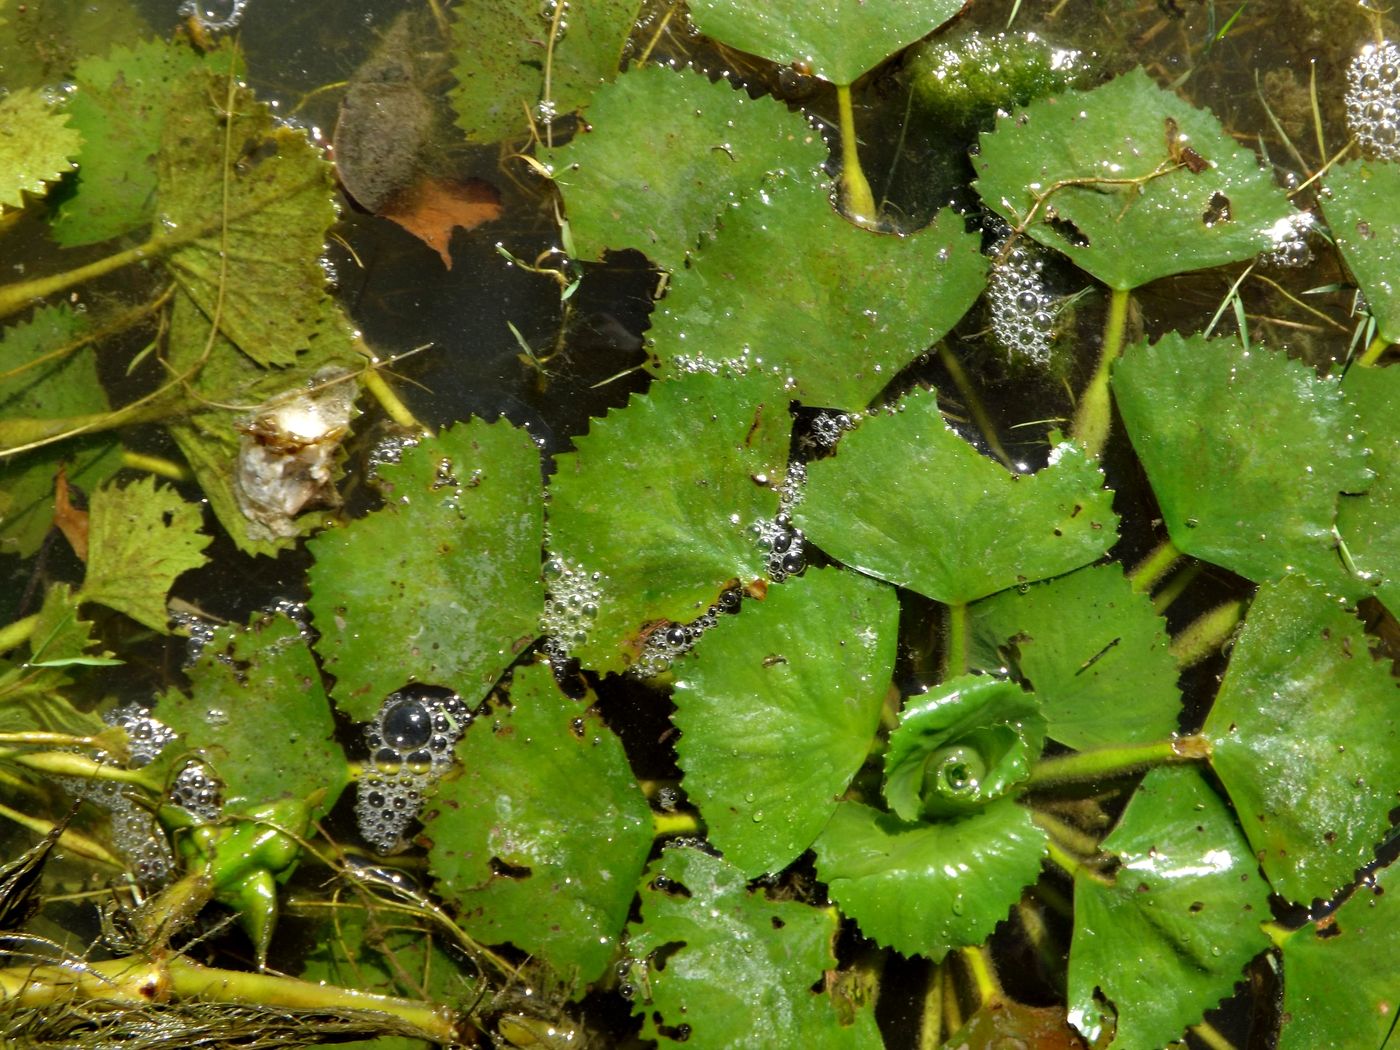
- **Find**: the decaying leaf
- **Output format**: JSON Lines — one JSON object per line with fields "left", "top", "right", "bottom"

{"left": 378, "top": 176, "right": 502, "bottom": 268}
{"left": 52, "top": 465, "right": 89, "bottom": 561}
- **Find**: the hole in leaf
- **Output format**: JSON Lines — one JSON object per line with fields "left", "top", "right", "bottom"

{"left": 650, "top": 875, "right": 692, "bottom": 899}
{"left": 489, "top": 857, "right": 532, "bottom": 880}
{"left": 1203, "top": 191, "right": 1232, "bottom": 225}
{"left": 1045, "top": 212, "right": 1090, "bottom": 247}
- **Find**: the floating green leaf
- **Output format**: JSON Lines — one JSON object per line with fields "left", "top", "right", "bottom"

{"left": 0, "top": 305, "right": 121, "bottom": 559}
{"left": 424, "top": 662, "right": 652, "bottom": 988}
{"left": 813, "top": 799, "right": 1046, "bottom": 960}
{"left": 1277, "top": 861, "right": 1400, "bottom": 1050}
{"left": 1114, "top": 333, "right": 1369, "bottom": 590}
{"left": 1337, "top": 365, "right": 1400, "bottom": 613}
{"left": 1203, "top": 576, "right": 1400, "bottom": 904}
{"left": 884, "top": 675, "right": 1044, "bottom": 822}
{"left": 974, "top": 68, "right": 1291, "bottom": 290}
{"left": 1066, "top": 766, "right": 1271, "bottom": 1050}
{"left": 547, "top": 371, "right": 790, "bottom": 674}
{"left": 970, "top": 563, "right": 1181, "bottom": 750}
{"left": 449, "top": 0, "right": 640, "bottom": 143}
{"left": 0, "top": 88, "right": 82, "bottom": 211}
{"left": 798, "top": 387, "right": 1118, "bottom": 605}
{"left": 688, "top": 0, "right": 968, "bottom": 86}
{"left": 51, "top": 38, "right": 234, "bottom": 245}
{"left": 672, "top": 567, "right": 896, "bottom": 878}
{"left": 648, "top": 183, "right": 987, "bottom": 409}
{"left": 308, "top": 419, "right": 544, "bottom": 722}
{"left": 158, "top": 611, "right": 347, "bottom": 818}
{"left": 626, "top": 845, "right": 883, "bottom": 1049}
{"left": 1321, "top": 158, "right": 1400, "bottom": 344}
{"left": 548, "top": 65, "right": 825, "bottom": 271}
{"left": 80, "top": 475, "right": 211, "bottom": 633}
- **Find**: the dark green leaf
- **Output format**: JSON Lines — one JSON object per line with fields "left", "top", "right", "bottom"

{"left": 548, "top": 65, "right": 826, "bottom": 271}
{"left": 626, "top": 845, "right": 883, "bottom": 1049}
{"left": 1337, "top": 365, "right": 1400, "bottom": 613}
{"left": 0, "top": 87, "right": 82, "bottom": 211}
{"left": 424, "top": 662, "right": 652, "bottom": 989}
{"left": 0, "top": 0, "right": 150, "bottom": 90}
{"left": 308, "top": 418, "right": 544, "bottom": 722}
{"left": 1114, "top": 333, "right": 1370, "bottom": 589}
{"left": 673, "top": 567, "right": 897, "bottom": 877}
{"left": 158, "top": 611, "right": 347, "bottom": 818}
{"left": 547, "top": 371, "right": 790, "bottom": 674}
{"left": 970, "top": 563, "right": 1181, "bottom": 750}
{"left": 1321, "top": 158, "right": 1400, "bottom": 344}
{"left": 1067, "top": 766, "right": 1271, "bottom": 1050}
{"left": 813, "top": 799, "right": 1046, "bottom": 960}
{"left": 798, "top": 387, "right": 1118, "bottom": 605}
{"left": 1203, "top": 576, "right": 1400, "bottom": 904}
{"left": 649, "top": 183, "right": 987, "bottom": 410}
{"left": 974, "top": 68, "right": 1291, "bottom": 290}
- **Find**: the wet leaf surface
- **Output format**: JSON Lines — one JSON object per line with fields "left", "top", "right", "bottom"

{"left": 1067, "top": 766, "right": 1271, "bottom": 1050}
{"left": 307, "top": 419, "right": 544, "bottom": 722}
{"left": 424, "top": 662, "right": 652, "bottom": 988}
{"left": 1321, "top": 158, "right": 1400, "bottom": 344}
{"left": 1204, "top": 575, "right": 1400, "bottom": 904}
{"left": 626, "top": 844, "right": 883, "bottom": 1049}
{"left": 547, "top": 64, "right": 826, "bottom": 272}
{"left": 649, "top": 182, "right": 987, "bottom": 409}
{"left": 1338, "top": 364, "right": 1400, "bottom": 614}
{"left": 813, "top": 798, "right": 1046, "bottom": 960}
{"left": 1114, "top": 332, "right": 1370, "bottom": 590}
{"left": 798, "top": 386, "right": 1118, "bottom": 605}
{"left": 672, "top": 567, "right": 897, "bottom": 877}
{"left": 547, "top": 371, "right": 790, "bottom": 674}
{"left": 974, "top": 68, "right": 1291, "bottom": 290}
{"left": 971, "top": 563, "right": 1181, "bottom": 750}
{"left": 0, "top": 88, "right": 82, "bottom": 212}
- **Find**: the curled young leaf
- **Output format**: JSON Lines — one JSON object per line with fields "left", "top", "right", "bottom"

{"left": 884, "top": 674, "right": 1045, "bottom": 822}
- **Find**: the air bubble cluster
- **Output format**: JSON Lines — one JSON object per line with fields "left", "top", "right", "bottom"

{"left": 631, "top": 584, "right": 743, "bottom": 678}
{"left": 1261, "top": 212, "right": 1315, "bottom": 268}
{"left": 169, "top": 759, "right": 223, "bottom": 822}
{"left": 179, "top": 0, "right": 248, "bottom": 32}
{"left": 105, "top": 703, "right": 175, "bottom": 766}
{"left": 356, "top": 690, "right": 468, "bottom": 854}
{"left": 540, "top": 556, "right": 604, "bottom": 664}
{"left": 1346, "top": 41, "right": 1400, "bottom": 159}
{"left": 58, "top": 775, "right": 174, "bottom": 884}
{"left": 988, "top": 240, "right": 1057, "bottom": 364}
{"left": 803, "top": 411, "right": 857, "bottom": 451}
{"left": 169, "top": 607, "right": 220, "bottom": 666}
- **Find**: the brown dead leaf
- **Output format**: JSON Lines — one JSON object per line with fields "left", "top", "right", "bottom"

{"left": 53, "top": 465, "right": 89, "bottom": 562}
{"left": 380, "top": 177, "right": 502, "bottom": 269}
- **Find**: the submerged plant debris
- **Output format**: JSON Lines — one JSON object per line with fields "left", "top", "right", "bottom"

{"left": 0, "top": 1, "right": 1398, "bottom": 1048}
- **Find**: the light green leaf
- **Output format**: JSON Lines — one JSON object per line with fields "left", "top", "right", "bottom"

{"left": 424, "top": 662, "right": 652, "bottom": 989}
{"left": 974, "top": 68, "right": 1291, "bottom": 290}
{"left": 547, "top": 371, "right": 791, "bottom": 674}
{"left": 1321, "top": 158, "right": 1400, "bottom": 344}
{"left": 649, "top": 183, "right": 988, "bottom": 410}
{"left": 1338, "top": 364, "right": 1400, "bottom": 613}
{"left": 688, "top": 0, "right": 968, "bottom": 86}
{"left": 81, "top": 475, "right": 211, "bottom": 633}
{"left": 970, "top": 563, "right": 1181, "bottom": 750}
{"left": 1278, "top": 859, "right": 1400, "bottom": 1050}
{"left": 158, "top": 611, "right": 347, "bottom": 818}
{"left": 548, "top": 65, "right": 826, "bottom": 271}
{"left": 813, "top": 799, "right": 1047, "bottom": 960}
{"left": 308, "top": 418, "right": 544, "bottom": 722}
{"left": 1067, "top": 766, "right": 1272, "bottom": 1050}
{"left": 626, "top": 845, "right": 883, "bottom": 1049}
{"left": 1113, "top": 333, "right": 1370, "bottom": 590}
{"left": 0, "top": 583, "right": 109, "bottom": 736}
{"left": 673, "top": 567, "right": 897, "bottom": 877}
{"left": 797, "top": 387, "right": 1119, "bottom": 605}
{"left": 449, "top": 0, "right": 641, "bottom": 143}
{"left": 0, "top": 305, "right": 121, "bottom": 559}
{"left": 0, "top": 88, "right": 82, "bottom": 211}
{"left": 1203, "top": 576, "right": 1400, "bottom": 904}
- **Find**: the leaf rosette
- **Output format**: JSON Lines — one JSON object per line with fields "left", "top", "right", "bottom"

{"left": 884, "top": 675, "right": 1045, "bottom": 822}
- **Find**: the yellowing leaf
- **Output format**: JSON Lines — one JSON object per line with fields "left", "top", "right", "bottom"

{"left": 0, "top": 88, "right": 82, "bottom": 211}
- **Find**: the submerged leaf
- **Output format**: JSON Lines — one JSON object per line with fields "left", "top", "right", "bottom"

{"left": 379, "top": 177, "right": 502, "bottom": 269}
{"left": 814, "top": 799, "right": 1047, "bottom": 960}
{"left": 649, "top": 181, "right": 988, "bottom": 409}
{"left": 1337, "top": 365, "right": 1400, "bottom": 612}
{"left": 547, "top": 371, "right": 790, "bottom": 674}
{"left": 974, "top": 68, "right": 1291, "bottom": 290}
{"left": 798, "top": 387, "right": 1118, "bottom": 605}
{"left": 307, "top": 418, "right": 544, "bottom": 722}
{"left": 0, "top": 88, "right": 82, "bottom": 211}
{"left": 626, "top": 845, "right": 883, "bottom": 1049}
{"left": 80, "top": 475, "right": 211, "bottom": 633}
{"left": 673, "top": 567, "right": 897, "bottom": 877}
{"left": 424, "top": 662, "right": 652, "bottom": 989}
{"left": 1067, "top": 766, "right": 1271, "bottom": 1050}
{"left": 0, "top": 583, "right": 109, "bottom": 735}
{"left": 688, "top": 0, "right": 968, "bottom": 86}
{"left": 1203, "top": 576, "right": 1400, "bottom": 904}
{"left": 1114, "top": 333, "right": 1370, "bottom": 590}
{"left": 1321, "top": 158, "right": 1400, "bottom": 344}
{"left": 548, "top": 64, "right": 826, "bottom": 271}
